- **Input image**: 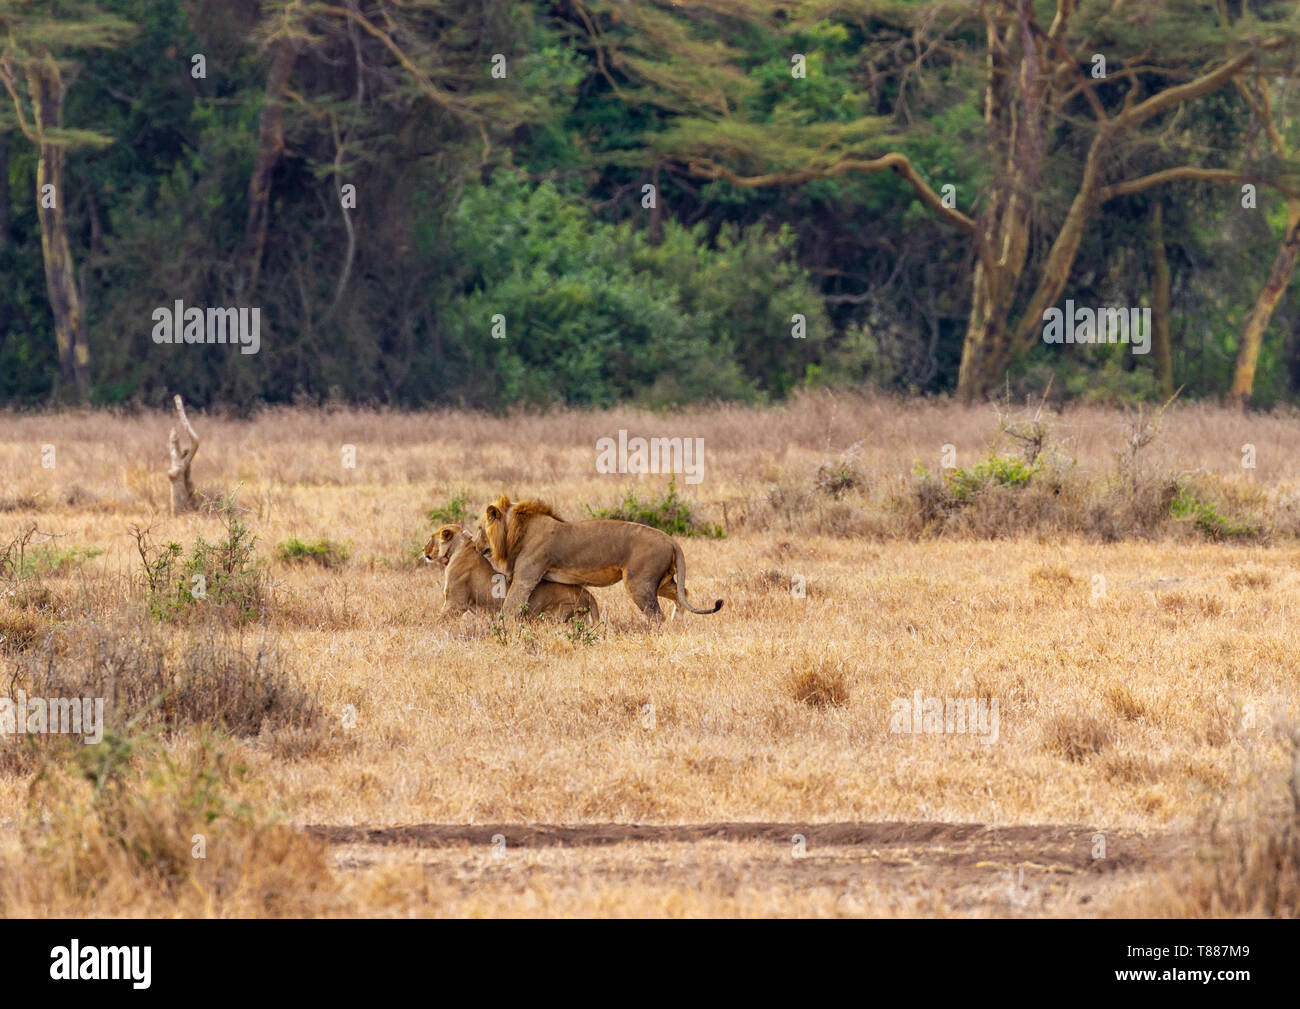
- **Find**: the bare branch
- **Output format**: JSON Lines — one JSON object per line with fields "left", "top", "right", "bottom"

{"left": 1099, "top": 166, "right": 1300, "bottom": 202}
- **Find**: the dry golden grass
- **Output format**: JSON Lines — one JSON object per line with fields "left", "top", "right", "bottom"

{"left": 0, "top": 392, "right": 1297, "bottom": 916}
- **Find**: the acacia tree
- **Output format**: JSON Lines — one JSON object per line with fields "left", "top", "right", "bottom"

{"left": 0, "top": 1, "right": 133, "bottom": 401}
{"left": 576, "top": 0, "right": 1300, "bottom": 400}
{"left": 239, "top": 0, "right": 534, "bottom": 302}
{"left": 1228, "top": 72, "right": 1300, "bottom": 406}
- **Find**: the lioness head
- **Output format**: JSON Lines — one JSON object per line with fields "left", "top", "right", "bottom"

{"left": 423, "top": 523, "right": 471, "bottom": 567}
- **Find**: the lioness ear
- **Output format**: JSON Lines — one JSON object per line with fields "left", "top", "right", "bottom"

{"left": 486, "top": 506, "right": 501, "bottom": 521}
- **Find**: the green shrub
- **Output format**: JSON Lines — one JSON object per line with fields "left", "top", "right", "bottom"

{"left": 945, "top": 454, "right": 1044, "bottom": 504}
{"left": 428, "top": 491, "right": 471, "bottom": 526}
{"left": 1169, "top": 489, "right": 1263, "bottom": 541}
{"left": 587, "top": 477, "right": 725, "bottom": 538}
{"left": 274, "top": 537, "right": 350, "bottom": 569}
{"left": 564, "top": 610, "right": 601, "bottom": 646}
{"left": 135, "top": 497, "right": 267, "bottom": 622}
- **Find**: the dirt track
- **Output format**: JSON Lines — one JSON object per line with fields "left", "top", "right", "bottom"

{"left": 308, "top": 819, "right": 1172, "bottom": 867}
{"left": 305, "top": 820, "right": 1185, "bottom": 915}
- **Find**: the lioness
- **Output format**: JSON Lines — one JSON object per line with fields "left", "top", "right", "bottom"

{"left": 424, "top": 523, "right": 600, "bottom": 622}
{"left": 481, "top": 496, "right": 722, "bottom": 624}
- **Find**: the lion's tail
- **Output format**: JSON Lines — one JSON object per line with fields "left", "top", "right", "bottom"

{"left": 672, "top": 541, "right": 723, "bottom": 615}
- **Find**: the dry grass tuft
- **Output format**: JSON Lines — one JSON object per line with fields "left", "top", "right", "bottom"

{"left": 0, "top": 608, "right": 49, "bottom": 653}
{"left": 1028, "top": 562, "right": 1078, "bottom": 586}
{"left": 788, "top": 661, "right": 850, "bottom": 709}
{"left": 1043, "top": 710, "right": 1112, "bottom": 762}
{"left": 1105, "top": 683, "right": 1146, "bottom": 722}
{"left": 1228, "top": 567, "right": 1272, "bottom": 590}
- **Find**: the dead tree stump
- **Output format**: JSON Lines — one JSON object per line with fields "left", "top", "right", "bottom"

{"left": 168, "top": 394, "right": 200, "bottom": 514}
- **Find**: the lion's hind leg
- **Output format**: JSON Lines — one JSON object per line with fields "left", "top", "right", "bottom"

{"left": 626, "top": 575, "right": 666, "bottom": 623}
{"left": 656, "top": 577, "right": 682, "bottom": 620}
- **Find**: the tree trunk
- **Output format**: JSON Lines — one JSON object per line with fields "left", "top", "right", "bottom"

{"left": 1149, "top": 202, "right": 1174, "bottom": 398}
{"left": 957, "top": 252, "right": 1018, "bottom": 400}
{"left": 27, "top": 63, "right": 90, "bottom": 401}
{"left": 0, "top": 133, "right": 9, "bottom": 248}
{"left": 168, "top": 394, "right": 200, "bottom": 514}
{"left": 1228, "top": 199, "right": 1300, "bottom": 407}
{"left": 956, "top": 6, "right": 1039, "bottom": 402}
{"left": 242, "top": 39, "right": 297, "bottom": 297}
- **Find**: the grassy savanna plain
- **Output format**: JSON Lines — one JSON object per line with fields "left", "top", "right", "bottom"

{"left": 0, "top": 394, "right": 1298, "bottom": 917}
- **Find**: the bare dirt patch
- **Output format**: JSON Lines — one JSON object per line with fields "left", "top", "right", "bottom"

{"left": 308, "top": 821, "right": 1185, "bottom": 917}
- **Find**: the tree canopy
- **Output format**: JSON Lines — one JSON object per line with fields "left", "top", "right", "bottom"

{"left": 4, "top": 0, "right": 1300, "bottom": 410}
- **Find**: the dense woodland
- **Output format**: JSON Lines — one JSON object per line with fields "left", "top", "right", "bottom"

{"left": 4, "top": 0, "right": 1300, "bottom": 411}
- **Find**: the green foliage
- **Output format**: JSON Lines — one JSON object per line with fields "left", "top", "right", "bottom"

{"left": 564, "top": 609, "right": 601, "bottom": 646}
{"left": 490, "top": 612, "right": 508, "bottom": 646}
{"left": 139, "top": 498, "right": 265, "bottom": 622}
{"left": 587, "top": 476, "right": 725, "bottom": 538}
{"left": 6, "top": 0, "right": 1300, "bottom": 408}
{"left": 16, "top": 544, "right": 103, "bottom": 578}
{"left": 428, "top": 491, "right": 471, "bottom": 526}
{"left": 945, "top": 455, "right": 1044, "bottom": 504}
{"left": 274, "top": 537, "right": 350, "bottom": 569}
{"left": 1169, "top": 489, "right": 1263, "bottom": 541}
{"left": 441, "top": 175, "right": 826, "bottom": 406}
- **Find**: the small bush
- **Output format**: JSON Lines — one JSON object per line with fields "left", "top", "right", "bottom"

{"left": 428, "top": 491, "right": 471, "bottom": 526}
{"left": 0, "top": 524, "right": 92, "bottom": 582}
{"left": 275, "top": 537, "right": 350, "bottom": 569}
{"left": 565, "top": 610, "right": 601, "bottom": 646}
{"left": 11, "top": 611, "right": 318, "bottom": 737}
{"left": 587, "top": 476, "right": 725, "bottom": 538}
{"left": 815, "top": 442, "right": 864, "bottom": 498}
{"left": 132, "top": 498, "right": 268, "bottom": 623}
{"left": 946, "top": 454, "right": 1044, "bottom": 504}
{"left": 0, "top": 609, "right": 48, "bottom": 653}
{"left": 1169, "top": 488, "right": 1263, "bottom": 541}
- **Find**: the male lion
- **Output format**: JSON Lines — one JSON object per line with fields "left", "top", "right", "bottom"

{"left": 481, "top": 496, "right": 723, "bottom": 624}
{"left": 424, "top": 522, "right": 599, "bottom": 622}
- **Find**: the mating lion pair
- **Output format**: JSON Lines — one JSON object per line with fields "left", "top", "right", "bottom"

{"left": 424, "top": 494, "right": 723, "bottom": 625}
